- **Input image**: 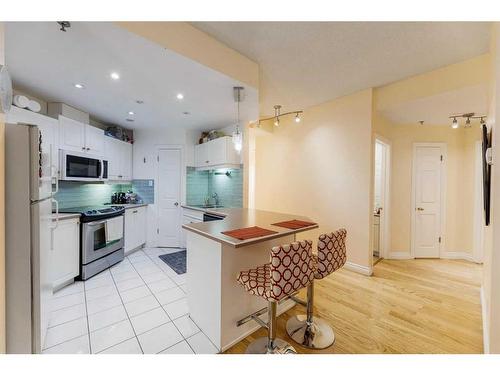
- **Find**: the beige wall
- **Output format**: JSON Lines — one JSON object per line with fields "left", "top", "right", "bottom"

{"left": 116, "top": 22, "right": 259, "bottom": 89}
{"left": 253, "top": 89, "right": 374, "bottom": 270}
{"left": 374, "top": 114, "right": 480, "bottom": 256}
{"left": 0, "top": 21, "right": 6, "bottom": 354}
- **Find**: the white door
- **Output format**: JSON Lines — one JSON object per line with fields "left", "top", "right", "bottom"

{"left": 158, "top": 148, "right": 182, "bottom": 247}
{"left": 412, "top": 144, "right": 445, "bottom": 258}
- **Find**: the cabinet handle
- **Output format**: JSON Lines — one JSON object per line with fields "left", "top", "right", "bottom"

{"left": 82, "top": 147, "right": 86, "bottom": 150}
{"left": 133, "top": 210, "right": 138, "bottom": 213}
{"left": 86, "top": 147, "right": 90, "bottom": 151}
{"left": 206, "top": 160, "right": 209, "bottom": 163}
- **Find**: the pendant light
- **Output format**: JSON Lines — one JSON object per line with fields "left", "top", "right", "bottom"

{"left": 232, "top": 87, "right": 244, "bottom": 153}
{"left": 451, "top": 117, "right": 458, "bottom": 129}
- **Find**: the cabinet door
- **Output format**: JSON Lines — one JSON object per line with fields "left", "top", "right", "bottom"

{"left": 124, "top": 209, "right": 135, "bottom": 253}
{"left": 59, "top": 116, "right": 85, "bottom": 153}
{"left": 104, "top": 137, "right": 121, "bottom": 180}
{"left": 51, "top": 219, "right": 80, "bottom": 289}
{"left": 208, "top": 137, "right": 227, "bottom": 166}
{"left": 120, "top": 142, "right": 133, "bottom": 180}
{"left": 195, "top": 143, "right": 209, "bottom": 167}
{"left": 181, "top": 215, "right": 202, "bottom": 248}
{"left": 224, "top": 137, "right": 242, "bottom": 165}
{"left": 135, "top": 207, "right": 147, "bottom": 247}
{"left": 85, "top": 125, "right": 104, "bottom": 156}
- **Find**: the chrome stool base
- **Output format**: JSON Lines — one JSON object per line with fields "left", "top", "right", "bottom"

{"left": 246, "top": 337, "right": 297, "bottom": 354}
{"left": 286, "top": 315, "right": 335, "bottom": 349}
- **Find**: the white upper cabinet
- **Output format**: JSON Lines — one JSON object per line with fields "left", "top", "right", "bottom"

{"left": 104, "top": 136, "right": 133, "bottom": 181}
{"left": 59, "top": 116, "right": 86, "bottom": 153}
{"left": 121, "top": 142, "right": 133, "bottom": 180}
{"left": 85, "top": 124, "right": 105, "bottom": 155}
{"left": 58, "top": 116, "right": 104, "bottom": 156}
{"left": 194, "top": 136, "right": 241, "bottom": 169}
{"left": 194, "top": 142, "right": 209, "bottom": 167}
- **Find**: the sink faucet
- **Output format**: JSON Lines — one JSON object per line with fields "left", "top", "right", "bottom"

{"left": 212, "top": 192, "right": 220, "bottom": 207}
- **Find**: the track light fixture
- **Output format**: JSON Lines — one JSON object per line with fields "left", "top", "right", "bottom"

{"left": 257, "top": 105, "right": 303, "bottom": 127}
{"left": 449, "top": 113, "right": 486, "bottom": 129}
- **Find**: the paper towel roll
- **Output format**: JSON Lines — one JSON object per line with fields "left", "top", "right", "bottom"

{"left": 27, "top": 99, "right": 41, "bottom": 113}
{"left": 13, "top": 95, "right": 30, "bottom": 108}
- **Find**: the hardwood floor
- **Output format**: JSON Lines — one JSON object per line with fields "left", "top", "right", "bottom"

{"left": 224, "top": 259, "right": 483, "bottom": 354}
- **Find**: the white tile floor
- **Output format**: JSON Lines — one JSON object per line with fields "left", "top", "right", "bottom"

{"left": 43, "top": 247, "right": 219, "bottom": 354}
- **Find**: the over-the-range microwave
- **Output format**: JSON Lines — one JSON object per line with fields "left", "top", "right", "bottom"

{"left": 59, "top": 150, "right": 108, "bottom": 181}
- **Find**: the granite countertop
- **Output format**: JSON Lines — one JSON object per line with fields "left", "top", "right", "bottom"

{"left": 51, "top": 213, "right": 81, "bottom": 221}
{"left": 182, "top": 207, "right": 318, "bottom": 248}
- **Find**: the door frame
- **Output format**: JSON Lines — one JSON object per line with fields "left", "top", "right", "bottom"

{"left": 373, "top": 135, "right": 392, "bottom": 260}
{"left": 411, "top": 142, "right": 447, "bottom": 258}
{"left": 155, "top": 145, "right": 184, "bottom": 247}
{"left": 473, "top": 140, "right": 484, "bottom": 263}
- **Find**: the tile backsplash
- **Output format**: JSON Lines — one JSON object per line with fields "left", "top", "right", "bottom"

{"left": 186, "top": 167, "right": 243, "bottom": 208}
{"left": 55, "top": 179, "right": 155, "bottom": 209}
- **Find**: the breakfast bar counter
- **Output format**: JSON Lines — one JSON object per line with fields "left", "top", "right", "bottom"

{"left": 182, "top": 208, "right": 318, "bottom": 352}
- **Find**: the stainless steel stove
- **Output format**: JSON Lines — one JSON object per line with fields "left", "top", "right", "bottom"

{"left": 60, "top": 205, "right": 125, "bottom": 280}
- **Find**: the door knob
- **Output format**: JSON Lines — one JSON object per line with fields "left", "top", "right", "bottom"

{"left": 174, "top": 202, "right": 179, "bottom": 206}
{"left": 416, "top": 207, "right": 424, "bottom": 211}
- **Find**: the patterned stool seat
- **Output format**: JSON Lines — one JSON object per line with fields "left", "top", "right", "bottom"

{"left": 237, "top": 240, "right": 315, "bottom": 303}
{"left": 237, "top": 263, "right": 273, "bottom": 301}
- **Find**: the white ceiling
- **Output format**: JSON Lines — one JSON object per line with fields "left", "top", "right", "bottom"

{"left": 382, "top": 84, "right": 488, "bottom": 125}
{"left": 380, "top": 83, "right": 489, "bottom": 126}
{"left": 5, "top": 22, "right": 258, "bottom": 130}
{"left": 193, "top": 22, "right": 491, "bottom": 115}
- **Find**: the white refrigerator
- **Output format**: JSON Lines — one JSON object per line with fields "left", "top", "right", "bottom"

{"left": 5, "top": 123, "right": 58, "bottom": 353}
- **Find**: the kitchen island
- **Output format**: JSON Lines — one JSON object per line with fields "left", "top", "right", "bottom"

{"left": 182, "top": 208, "right": 318, "bottom": 352}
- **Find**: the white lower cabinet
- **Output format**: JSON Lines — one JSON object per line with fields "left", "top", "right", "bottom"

{"left": 51, "top": 218, "right": 80, "bottom": 290}
{"left": 181, "top": 208, "right": 204, "bottom": 248}
{"left": 124, "top": 206, "right": 147, "bottom": 254}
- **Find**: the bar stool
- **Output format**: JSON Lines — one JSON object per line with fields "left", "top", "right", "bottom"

{"left": 237, "top": 240, "right": 315, "bottom": 354}
{"left": 286, "top": 229, "right": 347, "bottom": 349}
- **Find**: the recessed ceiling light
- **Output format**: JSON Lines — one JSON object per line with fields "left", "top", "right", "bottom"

{"left": 74, "top": 83, "right": 84, "bottom": 89}
{"left": 177, "top": 93, "right": 184, "bottom": 100}
{"left": 110, "top": 72, "right": 120, "bottom": 80}
{"left": 126, "top": 118, "right": 134, "bottom": 122}
{"left": 128, "top": 111, "right": 135, "bottom": 115}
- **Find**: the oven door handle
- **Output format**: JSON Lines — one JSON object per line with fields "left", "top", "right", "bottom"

{"left": 85, "top": 219, "right": 109, "bottom": 227}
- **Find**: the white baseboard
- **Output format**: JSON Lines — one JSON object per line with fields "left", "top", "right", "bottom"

{"left": 440, "top": 251, "right": 475, "bottom": 262}
{"left": 481, "top": 286, "right": 489, "bottom": 354}
{"left": 387, "top": 251, "right": 413, "bottom": 260}
{"left": 345, "top": 261, "right": 372, "bottom": 276}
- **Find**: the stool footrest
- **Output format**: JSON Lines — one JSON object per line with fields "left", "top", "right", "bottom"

{"left": 289, "top": 295, "right": 307, "bottom": 307}
{"left": 236, "top": 294, "right": 298, "bottom": 327}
